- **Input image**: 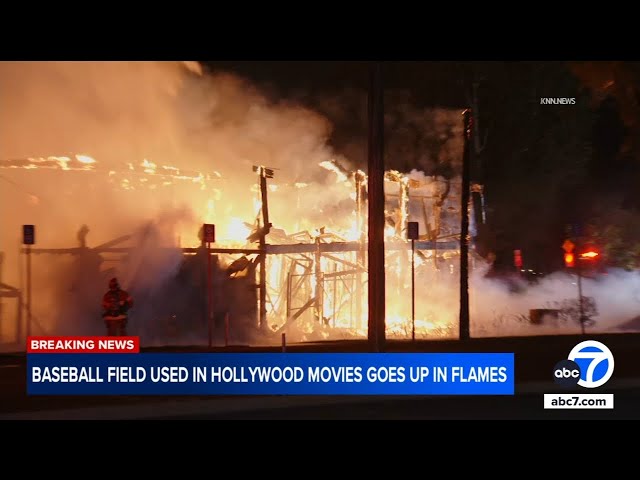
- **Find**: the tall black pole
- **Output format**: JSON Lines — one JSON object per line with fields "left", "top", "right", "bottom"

{"left": 411, "top": 238, "right": 415, "bottom": 342}
{"left": 459, "top": 109, "right": 472, "bottom": 340}
{"left": 368, "top": 62, "right": 386, "bottom": 352}
{"left": 26, "top": 245, "right": 32, "bottom": 339}
{"left": 259, "top": 168, "right": 269, "bottom": 330}
{"left": 355, "top": 172, "right": 366, "bottom": 331}
{"left": 207, "top": 241, "right": 213, "bottom": 348}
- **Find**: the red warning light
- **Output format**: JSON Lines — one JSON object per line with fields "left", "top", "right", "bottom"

{"left": 564, "top": 252, "right": 575, "bottom": 268}
{"left": 514, "top": 250, "right": 523, "bottom": 268}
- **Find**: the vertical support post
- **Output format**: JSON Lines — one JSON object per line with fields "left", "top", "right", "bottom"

{"left": 355, "top": 171, "right": 366, "bottom": 331}
{"left": 26, "top": 245, "right": 32, "bottom": 339}
{"left": 367, "top": 62, "right": 386, "bottom": 352}
{"left": 258, "top": 167, "right": 270, "bottom": 330}
{"left": 411, "top": 238, "right": 416, "bottom": 342}
{"left": 407, "top": 221, "right": 419, "bottom": 343}
{"left": 21, "top": 224, "right": 35, "bottom": 340}
{"left": 207, "top": 241, "right": 212, "bottom": 348}
{"left": 459, "top": 109, "right": 472, "bottom": 341}
{"left": 281, "top": 332, "right": 286, "bottom": 352}
{"left": 16, "top": 246, "right": 23, "bottom": 344}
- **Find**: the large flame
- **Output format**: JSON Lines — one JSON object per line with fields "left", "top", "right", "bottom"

{"left": 255, "top": 165, "right": 461, "bottom": 341}
{"left": 4, "top": 151, "right": 462, "bottom": 342}
{"left": 225, "top": 217, "right": 252, "bottom": 243}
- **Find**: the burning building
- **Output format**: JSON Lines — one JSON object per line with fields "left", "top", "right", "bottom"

{"left": 0, "top": 61, "right": 481, "bottom": 350}
{"left": 0, "top": 153, "right": 480, "bottom": 348}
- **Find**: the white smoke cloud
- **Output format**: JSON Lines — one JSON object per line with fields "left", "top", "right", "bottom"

{"left": 377, "top": 259, "right": 640, "bottom": 341}
{"left": 0, "top": 61, "right": 343, "bottom": 347}
{"left": 469, "top": 265, "right": 640, "bottom": 336}
{"left": 0, "top": 61, "right": 637, "bottom": 350}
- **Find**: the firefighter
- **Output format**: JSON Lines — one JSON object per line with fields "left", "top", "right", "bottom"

{"left": 102, "top": 278, "right": 133, "bottom": 336}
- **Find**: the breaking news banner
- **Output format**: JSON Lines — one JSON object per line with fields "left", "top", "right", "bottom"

{"left": 26, "top": 336, "right": 515, "bottom": 396}
{"left": 28, "top": 336, "right": 140, "bottom": 354}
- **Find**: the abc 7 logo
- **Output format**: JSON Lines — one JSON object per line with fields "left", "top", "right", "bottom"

{"left": 553, "top": 340, "right": 615, "bottom": 388}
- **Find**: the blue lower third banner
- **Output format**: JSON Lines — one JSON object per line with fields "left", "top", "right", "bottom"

{"left": 27, "top": 353, "right": 515, "bottom": 395}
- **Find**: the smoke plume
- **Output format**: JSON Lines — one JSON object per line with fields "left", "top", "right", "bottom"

{"left": 0, "top": 61, "right": 637, "bottom": 350}
{"left": 0, "top": 61, "right": 345, "bottom": 346}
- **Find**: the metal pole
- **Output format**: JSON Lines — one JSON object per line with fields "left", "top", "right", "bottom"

{"left": 26, "top": 245, "right": 32, "bottom": 339}
{"left": 459, "top": 109, "right": 472, "bottom": 340}
{"left": 411, "top": 238, "right": 415, "bottom": 342}
{"left": 355, "top": 171, "right": 365, "bottom": 331}
{"left": 367, "top": 61, "right": 386, "bottom": 353}
{"left": 207, "top": 242, "right": 212, "bottom": 348}
{"left": 577, "top": 267, "right": 585, "bottom": 335}
{"left": 259, "top": 169, "right": 269, "bottom": 330}
{"left": 17, "top": 245, "right": 23, "bottom": 344}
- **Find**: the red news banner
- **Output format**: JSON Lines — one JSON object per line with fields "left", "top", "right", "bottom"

{"left": 28, "top": 336, "right": 140, "bottom": 353}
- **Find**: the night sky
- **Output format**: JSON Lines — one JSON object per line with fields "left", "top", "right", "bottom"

{"left": 205, "top": 61, "right": 467, "bottom": 107}
{"left": 203, "top": 61, "right": 640, "bottom": 275}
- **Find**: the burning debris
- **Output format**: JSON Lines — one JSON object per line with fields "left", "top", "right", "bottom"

{"left": 1, "top": 151, "right": 469, "bottom": 346}
{"left": 0, "top": 155, "right": 221, "bottom": 191}
{"left": 213, "top": 163, "right": 468, "bottom": 343}
{"left": 0, "top": 61, "right": 474, "bottom": 348}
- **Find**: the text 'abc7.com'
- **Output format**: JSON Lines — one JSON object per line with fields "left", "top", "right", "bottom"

{"left": 544, "top": 340, "right": 615, "bottom": 409}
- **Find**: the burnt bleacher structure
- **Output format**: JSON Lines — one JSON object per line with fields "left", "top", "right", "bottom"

{"left": 4, "top": 163, "right": 483, "bottom": 347}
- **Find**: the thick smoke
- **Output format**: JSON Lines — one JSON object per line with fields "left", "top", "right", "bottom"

{"left": 0, "top": 62, "right": 637, "bottom": 350}
{"left": 372, "top": 259, "right": 640, "bottom": 342}
{"left": 0, "top": 61, "right": 346, "bottom": 347}
{"left": 469, "top": 266, "right": 640, "bottom": 336}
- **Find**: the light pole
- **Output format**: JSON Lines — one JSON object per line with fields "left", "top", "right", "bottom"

{"left": 459, "top": 109, "right": 472, "bottom": 340}
{"left": 576, "top": 247, "right": 599, "bottom": 335}
{"left": 367, "top": 62, "right": 386, "bottom": 352}
{"left": 408, "top": 221, "right": 419, "bottom": 342}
